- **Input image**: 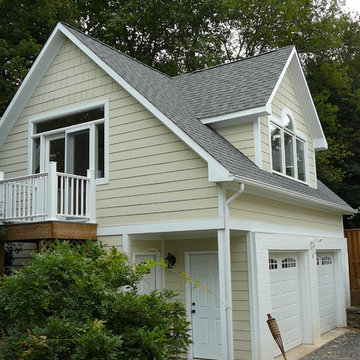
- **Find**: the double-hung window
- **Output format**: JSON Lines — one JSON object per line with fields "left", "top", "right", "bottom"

{"left": 270, "top": 112, "right": 307, "bottom": 183}
{"left": 30, "top": 101, "right": 108, "bottom": 184}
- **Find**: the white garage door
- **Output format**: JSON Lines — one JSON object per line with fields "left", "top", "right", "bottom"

{"left": 317, "top": 252, "right": 337, "bottom": 334}
{"left": 269, "top": 253, "right": 302, "bottom": 354}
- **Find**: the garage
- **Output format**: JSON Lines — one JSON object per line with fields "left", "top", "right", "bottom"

{"left": 269, "top": 252, "right": 303, "bottom": 354}
{"left": 317, "top": 252, "right": 337, "bottom": 334}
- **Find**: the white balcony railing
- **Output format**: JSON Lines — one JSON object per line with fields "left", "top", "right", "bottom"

{"left": 0, "top": 162, "right": 96, "bottom": 223}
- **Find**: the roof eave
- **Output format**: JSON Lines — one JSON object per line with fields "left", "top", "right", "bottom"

{"left": 200, "top": 106, "right": 270, "bottom": 126}
{"left": 231, "top": 175, "right": 356, "bottom": 215}
{"left": 265, "top": 47, "right": 328, "bottom": 151}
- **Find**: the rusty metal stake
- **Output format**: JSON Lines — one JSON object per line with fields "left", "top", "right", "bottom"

{"left": 267, "top": 313, "right": 287, "bottom": 360}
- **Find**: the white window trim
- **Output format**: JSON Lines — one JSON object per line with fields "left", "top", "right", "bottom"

{"left": 268, "top": 110, "right": 309, "bottom": 185}
{"left": 28, "top": 99, "right": 109, "bottom": 185}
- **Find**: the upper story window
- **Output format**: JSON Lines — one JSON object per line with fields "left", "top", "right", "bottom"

{"left": 270, "top": 110, "right": 307, "bottom": 183}
{"left": 30, "top": 101, "right": 108, "bottom": 184}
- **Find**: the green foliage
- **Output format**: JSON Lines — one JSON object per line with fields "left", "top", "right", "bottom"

{"left": 0, "top": 241, "right": 190, "bottom": 359}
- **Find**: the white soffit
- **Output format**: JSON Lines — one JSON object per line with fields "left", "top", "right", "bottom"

{"left": 266, "top": 48, "right": 328, "bottom": 151}
{"left": 200, "top": 106, "right": 269, "bottom": 128}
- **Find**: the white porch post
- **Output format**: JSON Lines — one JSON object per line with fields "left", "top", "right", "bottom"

{"left": 0, "top": 171, "right": 4, "bottom": 180}
{"left": 87, "top": 169, "right": 96, "bottom": 223}
{"left": 217, "top": 229, "right": 231, "bottom": 360}
{"left": 122, "top": 233, "right": 130, "bottom": 257}
{"left": 46, "top": 162, "right": 57, "bottom": 220}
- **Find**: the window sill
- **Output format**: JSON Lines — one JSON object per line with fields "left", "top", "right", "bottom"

{"left": 271, "top": 169, "right": 309, "bottom": 186}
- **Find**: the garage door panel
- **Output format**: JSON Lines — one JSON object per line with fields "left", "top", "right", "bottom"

{"left": 317, "top": 252, "right": 337, "bottom": 334}
{"left": 269, "top": 253, "right": 302, "bottom": 355}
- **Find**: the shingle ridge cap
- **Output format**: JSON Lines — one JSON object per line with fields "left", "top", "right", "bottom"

{"left": 59, "top": 22, "right": 171, "bottom": 80}
{"left": 173, "top": 45, "right": 295, "bottom": 79}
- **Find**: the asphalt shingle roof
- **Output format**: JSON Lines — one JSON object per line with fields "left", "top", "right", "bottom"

{"left": 63, "top": 23, "right": 354, "bottom": 213}
{"left": 173, "top": 47, "right": 293, "bottom": 119}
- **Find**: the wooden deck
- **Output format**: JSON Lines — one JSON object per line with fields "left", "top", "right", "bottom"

{"left": 0, "top": 221, "right": 97, "bottom": 275}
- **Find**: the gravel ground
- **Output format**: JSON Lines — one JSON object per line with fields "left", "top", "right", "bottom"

{"left": 301, "top": 331, "right": 360, "bottom": 359}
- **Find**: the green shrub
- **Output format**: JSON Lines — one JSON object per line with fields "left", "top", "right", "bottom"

{"left": 0, "top": 241, "right": 191, "bottom": 359}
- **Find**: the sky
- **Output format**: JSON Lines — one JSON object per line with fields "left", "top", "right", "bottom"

{"left": 345, "top": 0, "right": 360, "bottom": 13}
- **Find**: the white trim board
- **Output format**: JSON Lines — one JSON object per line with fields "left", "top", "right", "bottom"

{"left": 266, "top": 48, "right": 327, "bottom": 151}
{"left": 98, "top": 218, "right": 224, "bottom": 236}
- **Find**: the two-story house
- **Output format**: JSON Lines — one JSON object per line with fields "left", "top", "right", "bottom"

{"left": 0, "top": 23, "right": 356, "bottom": 360}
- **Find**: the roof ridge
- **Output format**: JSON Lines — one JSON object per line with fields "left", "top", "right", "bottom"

{"left": 60, "top": 22, "right": 172, "bottom": 80}
{"left": 173, "top": 45, "right": 295, "bottom": 78}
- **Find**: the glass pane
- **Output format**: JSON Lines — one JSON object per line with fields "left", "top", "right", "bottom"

{"left": 270, "top": 124, "right": 282, "bottom": 172}
{"left": 284, "top": 115, "right": 294, "bottom": 131}
{"left": 95, "top": 123, "right": 104, "bottom": 179}
{"left": 36, "top": 107, "right": 104, "bottom": 134}
{"left": 297, "top": 139, "right": 306, "bottom": 181}
{"left": 33, "top": 138, "right": 40, "bottom": 173}
{"left": 68, "top": 130, "right": 89, "bottom": 176}
{"left": 284, "top": 132, "right": 295, "bottom": 177}
{"left": 49, "top": 137, "right": 65, "bottom": 172}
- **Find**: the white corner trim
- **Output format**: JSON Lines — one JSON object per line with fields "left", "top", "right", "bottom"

{"left": 200, "top": 106, "right": 269, "bottom": 125}
{"left": 97, "top": 218, "right": 224, "bottom": 236}
{"left": 253, "top": 118, "right": 262, "bottom": 168}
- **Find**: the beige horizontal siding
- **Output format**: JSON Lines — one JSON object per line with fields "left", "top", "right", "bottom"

{"left": 98, "top": 235, "right": 123, "bottom": 252}
{"left": 217, "top": 122, "right": 255, "bottom": 162}
{"left": 231, "top": 236, "right": 251, "bottom": 360}
{"left": 230, "top": 193, "right": 343, "bottom": 234}
{"left": 260, "top": 116, "right": 271, "bottom": 172}
{"left": 271, "top": 71, "right": 317, "bottom": 188}
{"left": 0, "top": 39, "right": 218, "bottom": 225}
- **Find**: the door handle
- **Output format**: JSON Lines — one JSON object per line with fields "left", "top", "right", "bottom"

{"left": 192, "top": 309, "right": 196, "bottom": 314}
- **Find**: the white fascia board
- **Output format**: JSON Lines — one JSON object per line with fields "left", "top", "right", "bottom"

{"left": 313, "top": 137, "right": 328, "bottom": 151}
{"left": 200, "top": 106, "right": 269, "bottom": 125}
{"left": 98, "top": 218, "right": 224, "bottom": 236}
{"left": 266, "top": 46, "right": 296, "bottom": 109}
{"left": 289, "top": 52, "right": 328, "bottom": 150}
{"left": 57, "top": 24, "right": 232, "bottom": 182}
{"left": 231, "top": 175, "right": 357, "bottom": 215}
{"left": 266, "top": 48, "right": 328, "bottom": 151}
{"left": 0, "top": 24, "right": 66, "bottom": 149}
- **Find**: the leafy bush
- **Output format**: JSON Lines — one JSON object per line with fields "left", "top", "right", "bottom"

{"left": 0, "top": 241, "right": 190, "bottom": 359}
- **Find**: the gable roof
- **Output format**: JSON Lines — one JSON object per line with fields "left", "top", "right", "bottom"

{"left": 0, "top": 23, "right": 355, "bottom": 214}
{"left": 173, "top": 46, "right": 294, "bottom": 120}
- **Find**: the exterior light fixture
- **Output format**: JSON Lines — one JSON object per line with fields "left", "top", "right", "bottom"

{"left": 165, "top": 252, "right": 176, "bottom": 269}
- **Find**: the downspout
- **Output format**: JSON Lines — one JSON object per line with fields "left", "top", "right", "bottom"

{"left": 220, "top": 182, "right": 245, "bottom": 360}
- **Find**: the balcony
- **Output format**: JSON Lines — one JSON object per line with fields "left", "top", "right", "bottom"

{"left": 0, "top": 162, "right": 96, "bottom": 224}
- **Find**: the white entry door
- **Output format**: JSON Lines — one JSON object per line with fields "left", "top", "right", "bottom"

{"left": 317, "top": 252, "right": 337, "bottom": 334}
{"left": 190, "top": 253, "right": 222, "bottom": 360}
{"left": 269, "top": 253, "right": 302, "bottom": 355}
